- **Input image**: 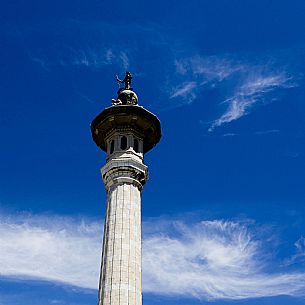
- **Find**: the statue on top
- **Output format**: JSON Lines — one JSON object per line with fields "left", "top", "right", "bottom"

{"left": 112, "top": 71, "right": 138, "bottom": 106}
{"left": 116, "top": 71, "right": 133, "bottom": 90}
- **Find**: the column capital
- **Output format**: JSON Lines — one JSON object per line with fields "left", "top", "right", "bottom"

{"left": 101, "top": 157, "right": 148, "bottom": 191}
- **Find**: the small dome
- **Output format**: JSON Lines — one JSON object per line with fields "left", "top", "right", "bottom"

{"left": 117, "top": 89, "right": 138, "bottom": 105}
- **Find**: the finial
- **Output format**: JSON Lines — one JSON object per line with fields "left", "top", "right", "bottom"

{"left": 112, "top": 71, "right": 138, "bottom": 106}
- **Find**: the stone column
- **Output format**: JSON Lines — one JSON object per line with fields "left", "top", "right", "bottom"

{"left": 98, "top": 158, "right": 147, "bottom": 305}
{"left": 91, "top": 100, "right": 161, "bottom": 305}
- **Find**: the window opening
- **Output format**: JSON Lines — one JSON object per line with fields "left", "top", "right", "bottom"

{"left": 110, "top": 140, "right": 114, "bottom": 154}
{"left": 120, "top": 136, "right": 127, "bottom": 150}
{"left": 134, "top": 138, "right": 139, "bottom": 153}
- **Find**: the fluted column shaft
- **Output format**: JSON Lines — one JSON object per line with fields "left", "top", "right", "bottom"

{"left": 98, "top": 158, "right": 147, "bottom": 305}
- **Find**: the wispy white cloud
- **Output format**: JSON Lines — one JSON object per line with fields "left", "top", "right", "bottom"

{"left": 30, "top": 57, "right": 51, "bottom": 71}
{"left": 208, "top": 73, "right": 296, "bottom": 131}
{"left": 143, "top": 219, "right": 305, "bottom": 300}
{"left": 170, "top": 81, "right": 197, "bottom": 103}
{"left": 167, "top": 55, "right": 240, "bottom": 108}
{"left": 31, "top": 47, "right": 130, "bottom": 71}
{"left": 119, "top": 51, "right": 129, "bottom": 70}
{"left": 0, "top": 212, "right": 305, "bottom": 300}
{"left": 169, "top": 55, "right": 242, "bottom": 106}
{"left": 0, "top": 213, "right": 102, "bottom": 289}
{"left": 18, "top": 22, "right": 303, "bottom": 121}
{"left": 171, "top": 54, "right": 299, "bottom": 130}
{"left": 25, "top": 21, "right": 166, "bottom": 72}
{"left": 254, "top": 129, "right": 280, "bottom": 135}
{"left": 222, "top": 132, "right": 239, "bottom": 137}
{"left": 285, "top": 236, "right": 305, "bottom": 266}
{"left": 295, "top": 237, "right": 305, "bottom": 257}
{"left": 175, "top": 55, "right": 245, "bottom": 82}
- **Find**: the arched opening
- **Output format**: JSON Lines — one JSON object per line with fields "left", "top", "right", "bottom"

{"left": 120, "top": 136, "right": 127, "bottom": 150}
{"left": 134, "top": 138, "right": 139, "bottom": 153}
{"left": 110, "top": 140, "right": 114, "bottom": 154}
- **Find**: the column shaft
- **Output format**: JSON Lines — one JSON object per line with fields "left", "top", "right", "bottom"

{"left": 98, "top": 183, "right": 142, "bottom": 305}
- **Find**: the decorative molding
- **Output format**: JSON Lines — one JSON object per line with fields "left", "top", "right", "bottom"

{"left": 102, "top": 158, "right": 148, "bottom": 191}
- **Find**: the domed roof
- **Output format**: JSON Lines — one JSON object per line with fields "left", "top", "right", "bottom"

{"left": 116, "top": 89, "right": 138, "bottom": 105}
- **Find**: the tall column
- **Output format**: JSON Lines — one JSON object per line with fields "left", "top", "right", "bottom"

{"left": 91, "top": 76, "right": 161, "bottom": 305}
{"left": 98, "top": 158, "right": 147, "bottom": 305}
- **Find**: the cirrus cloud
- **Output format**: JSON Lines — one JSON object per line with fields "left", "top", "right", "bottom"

{"left": 171, "top": 54, "right": 299, "bottom": 131}
{"left": 208, "top": 72, "right": 296, "bottom": 131}
{"left": 0, "top": 212, "right": 305, "bottom": 301}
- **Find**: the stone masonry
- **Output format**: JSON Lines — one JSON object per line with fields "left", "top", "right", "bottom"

{"left": 91, "top": 101, "right": 161, "bottom": 305}
{"left": 98, "top": 155, "right": 147, "bottom": 305}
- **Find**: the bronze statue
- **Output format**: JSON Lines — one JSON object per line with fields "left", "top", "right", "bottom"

{"left": 112, "top": 71, "right": 138, "bottom": 106}
{"left": 116, "top": 71, "right": 133, "bottom": 90}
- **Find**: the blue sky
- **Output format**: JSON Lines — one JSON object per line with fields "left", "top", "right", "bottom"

{"left": 1, "top": 0, "right": 305, "bottom": 304}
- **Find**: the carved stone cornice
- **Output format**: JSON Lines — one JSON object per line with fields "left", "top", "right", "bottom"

{"left": 101, "top": 158, "right": 148, "bottom": 191}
